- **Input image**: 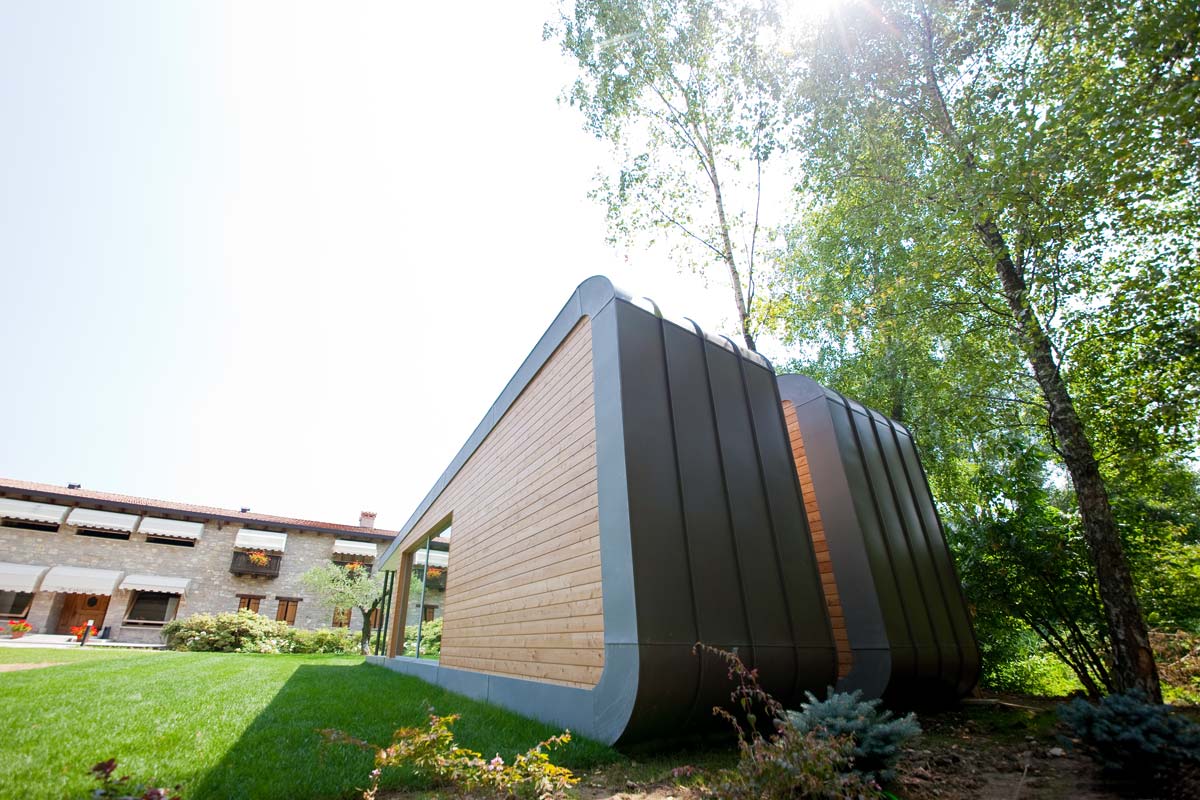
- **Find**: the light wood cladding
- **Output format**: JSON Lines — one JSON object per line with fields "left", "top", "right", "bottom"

{"left": 782, "top": 400, "right": 853, "bottom": 679}
{"left": 399, "top": 319, "right": 603, "bottom": 688}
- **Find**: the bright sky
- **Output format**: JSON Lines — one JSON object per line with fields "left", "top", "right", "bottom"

{"left": 0, "top": 2, "right": 786, "bottom": 530}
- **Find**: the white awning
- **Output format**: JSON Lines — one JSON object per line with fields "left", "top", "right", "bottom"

{"left": 0, "top": 562, "right": 50, "bottom": 592}
{"left": 412, "top": 548, "right": 449, "bottom": 568}
{"left": 333, "top": 539, "right": 377, "bottom": 558}
{"left": 119, "top": 574, "right": 191, "bottom": 595}
{"left": 40, "top": 566, "right": 124, "bottom": 596}
{"left": 66, "top": 507, "right": 139, "bottom": 533}
{"left": 234, "top": 529, "right": 288, "bottom": 552}
{"left": 138, "top": 517, "right": 204, "bottom": 541}
{"left": 0, "top": 498, "right": 69, "bottom": 525}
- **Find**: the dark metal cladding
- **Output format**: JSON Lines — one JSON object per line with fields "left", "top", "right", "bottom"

{"left": 370, "top": 277, "right": 837, "bottom": 745}
{"left": 614, "top": 302, "right": 837, "bottom": 740}
{"left": 776, "top": 374, "right": 980, "bottom": 703}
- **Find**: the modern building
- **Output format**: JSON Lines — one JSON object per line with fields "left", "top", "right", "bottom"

{"left": 366, "top": 276, "right": 978, "bottom": 745}
{"left": 0, "top": 479, "right": 395, "bottom": 644}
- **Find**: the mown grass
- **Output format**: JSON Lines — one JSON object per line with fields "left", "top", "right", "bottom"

{"left": 0, "top": 648, "right": 618, "bottom": 800}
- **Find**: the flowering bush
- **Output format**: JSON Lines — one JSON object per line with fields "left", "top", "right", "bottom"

{"left": 162, "top": 609, "right": 293, "bottom": 652}
{"left": 320, "top": 711, "right": 578, "bottom": 800}
{"left": 77, "top": 758, "right": 180, "bottom": 800}
{"left": 246, "top": 550, "right": 270, "bottom": 567}
{"left": 161, "top": 610, "right": 359, "bottom": 654}
{"left": 8, "top": 620, "right": 32, "bottom": 634}
{"left": 70, "top": 625, "right": 99, "bottom": 640}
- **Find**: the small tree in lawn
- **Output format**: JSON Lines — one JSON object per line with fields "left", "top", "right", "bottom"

{"left": 300, "top": 562, "right": 384, "bottom": 655}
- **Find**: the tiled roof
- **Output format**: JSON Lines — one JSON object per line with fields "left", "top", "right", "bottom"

{"left": 0, "top": 477, "right": 396, "bottom": 540}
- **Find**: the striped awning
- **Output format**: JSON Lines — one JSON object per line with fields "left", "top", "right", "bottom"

{"left": 333, "top": 539, "right": 377, "bottom": 558}
{"left": 233, "top": 529, "right": 288, "bottom": 552}
{"left": 138, "top": 517, "right": 203, "bottom": 541}
{"left": 40, "top": 566, "right": 124, "bottom": 596}
{"left": 66, "top": 507, "right": 139, "bottom": 533}
{"left": 0, "top": 562, "right": 50, "bottom": 593}
{"left": 0, "top": 498, "right": 69, "bottom": 525}
{"left": 119, "top": 574, "right": 191, "bottom": 595}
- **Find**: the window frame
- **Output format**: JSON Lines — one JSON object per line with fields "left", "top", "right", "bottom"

{"left": 275, "top": 597, "right": 301, "bottom": 625}
{"left": 122, "top": 591, "right": 180, "bottom": 627}
{"left": 237, "top": 595, "right": 263, "bottom": 613}
{"left": 0, "top": 590, "right": 34, "bottom": 619}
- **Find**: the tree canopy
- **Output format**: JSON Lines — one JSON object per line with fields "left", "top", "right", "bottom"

{"left": 552, "top": 0, "right": 1200, "bottom": 699}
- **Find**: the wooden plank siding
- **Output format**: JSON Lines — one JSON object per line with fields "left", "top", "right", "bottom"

{"left": 396, "top": 319, "right": 603, "bottom": 688}
{"left": 782, "top": 399, "right": 853, "bottom": 679}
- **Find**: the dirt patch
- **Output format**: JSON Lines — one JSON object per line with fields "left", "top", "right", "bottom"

{"left": 0, "top": 662, "right": 62, "bottom": 672}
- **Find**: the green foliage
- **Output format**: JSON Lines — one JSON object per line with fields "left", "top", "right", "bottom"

{"left": 321, "top": 711, "right": 579, "bottom": 800}
{"left": 1153, "top": 631, "right": 1200, "bottom": 706}
{"left": 693, "top": 644, "right": 883, "bottom": 799}
{"left": 161, "top": 610, "right": 358, "bottom": 655}
{"left": 301, "top": 562, "right": 385, "bottom": 654}
{"left": 1058, "top": 691, "right": 1200, "bottom": 779}
{"left": 977, "top": 624, "right": 1083, "bottom": 697}
{"left": 289, "top": 627, "right": 359, "bottom": 655}
{"left": 162, "top": 609, "right": 294, "bottom": 653}
{"left": 786, "top": 689, "right": 920, "bottom": 783}
{"left": 403, "top": 617, "right": 443, "bottom": 658}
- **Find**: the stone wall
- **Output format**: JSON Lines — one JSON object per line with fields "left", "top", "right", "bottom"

{"left": 1, "top": 518, "right": 382, "bottom": 642}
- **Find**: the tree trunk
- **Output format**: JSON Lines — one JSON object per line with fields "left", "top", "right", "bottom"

{"left": 976, "top": 219, "right": 1162, "bottom": 701}
{"left": 359, "top": 607, "right": 373, "bottom": 656}
{"left": 699, "top": 132, "right": 757, "bottom": 352}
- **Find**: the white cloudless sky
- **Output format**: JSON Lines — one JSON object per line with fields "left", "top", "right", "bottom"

{"left": 0, "top": 2, "right": 790, "bottom": 530}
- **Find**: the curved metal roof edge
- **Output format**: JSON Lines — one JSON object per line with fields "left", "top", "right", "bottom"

{"left": 376, "top": 275, "right": 778, "bottom": 569}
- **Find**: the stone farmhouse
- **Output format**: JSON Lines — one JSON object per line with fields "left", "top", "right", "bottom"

{"left": 0, "top": 479, "right": 395, "bottom": 643}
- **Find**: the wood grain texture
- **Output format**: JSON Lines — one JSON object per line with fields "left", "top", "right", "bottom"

{"left": 395, "top": 319, "right": 603, "bottom": 687}
{"left": 782, "top": 400, "right": 853, "bottom": 679}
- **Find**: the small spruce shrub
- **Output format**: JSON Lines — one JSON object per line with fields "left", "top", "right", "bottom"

{"left": 693, "top": 644, "right": 883, "bottom": 799}
{"left": 787, "top": 688, "right": 921, "bottom": 782}
{"left": 79, "top": 758, "right": 180, "bottom": 800}
{"left": 1058, "top": 690, "right": 1200, "bottom": 778}
{"left": 320, "top": 711, "right": 578, "bottom": 799}
{"left": 402, "top": 617, "right": 443, "bottom": 657}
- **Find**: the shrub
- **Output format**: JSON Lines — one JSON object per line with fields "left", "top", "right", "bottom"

{"left": 786, "top": 688, "right": 921, "bottom": 783}
{"left": 290, "top": 627, "right": 359, "bottom": 654}
{"left": 162, "top": 610, "right": 294, "bottom": 653}
{"left": 402, "top": 617, "right": 443, "bottom": 658}
{"left": 320, "top": 711, "right": 578, "bottom": 799}
{"left": 79, "top": 758, "right": 180, "bottom": 800}
{"left": 693, "top": 644, "right": 883, "bottom": 799}
{"left": 1058, "top": 690, "right": 1200, "bottom": 779}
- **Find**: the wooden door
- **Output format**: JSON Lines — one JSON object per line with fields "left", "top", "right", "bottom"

{"left": 55, "top": 594, "right": 110, "bottom": 635}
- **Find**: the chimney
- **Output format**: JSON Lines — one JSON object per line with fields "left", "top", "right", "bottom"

{"left": 68, "top": 483, "right": 82, "bottom": 489}
{"left": 359, "top": 511, "right": 377, "bottom": 529}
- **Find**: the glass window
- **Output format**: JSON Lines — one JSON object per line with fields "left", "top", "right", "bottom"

{"left": 124, "top": 592, "right": 180, "bottom": 625}
{"left": 403, "top": 527, "right": 449, "bottom": 659}
{"left": 237, "top": 595, "right": 262, "bottom": 613}
{"left": 0, "top": 591, "right": 33, "bottom": 618}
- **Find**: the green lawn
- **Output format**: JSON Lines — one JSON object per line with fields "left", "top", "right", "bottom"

{"left": 0, "top": 648, "right": 618, "bottom": 800}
